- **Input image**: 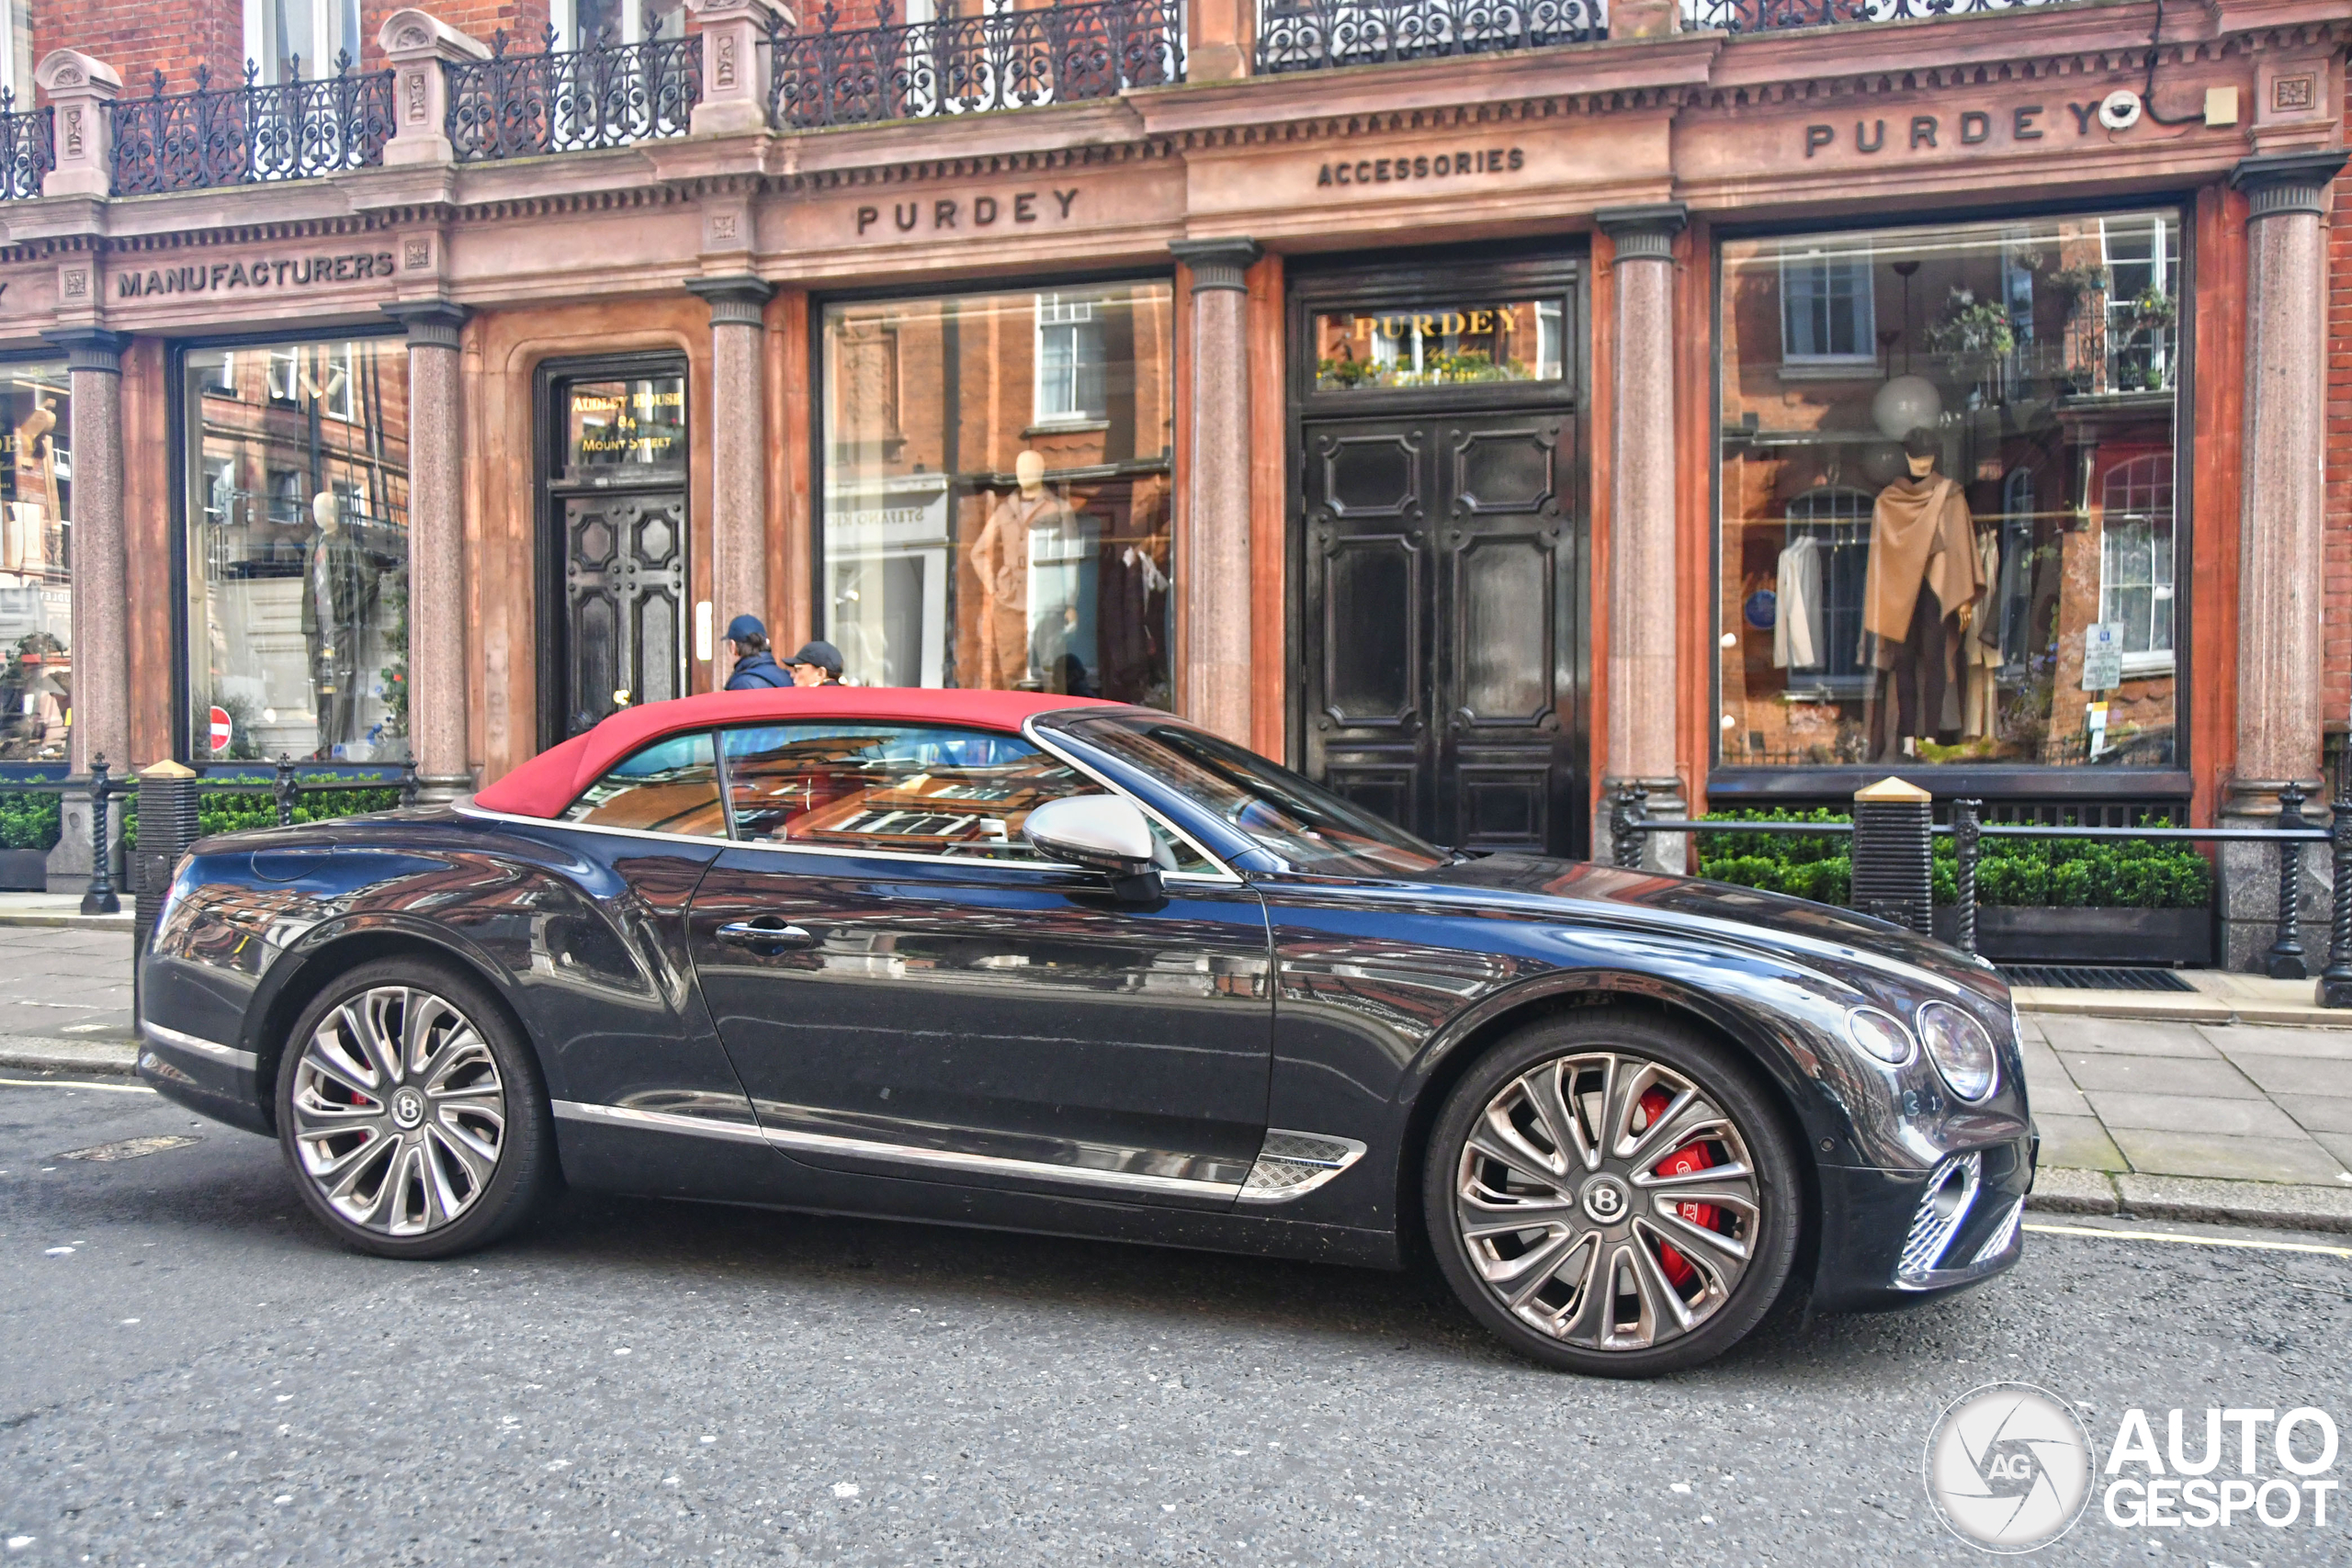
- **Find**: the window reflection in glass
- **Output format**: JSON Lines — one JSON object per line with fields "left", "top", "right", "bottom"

{"left": 0, "top": 363, "right": 72, "bottom": 761}
{"left": 821, "top": 282, "right": 1175, "bottom": 704}
{"left": 1313, "top": 299, "right": 1565, "bottom": 391}
{"left": 563, "top": 731, "right": 725, "bottom": 835}
{"left": 184, "top": 338, "right": 411, "bottom": 763}
{"left": 1718, "top": 210, "right": 2181, "bottom": 770}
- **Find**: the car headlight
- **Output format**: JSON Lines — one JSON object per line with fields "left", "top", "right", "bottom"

{"left": 1845, "top": 1006, "right": 1917, "bottom": 1066}
{"left": 1917, "top": 1000, "right": 1998, "bottom": 1102}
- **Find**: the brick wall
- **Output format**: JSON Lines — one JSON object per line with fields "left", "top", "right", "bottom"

{"left": 2329, "top": 77, "right": 2352, "bottom": 746}
{"left": 31, "top": 0, "right": 243, "bottom": 95}
{"left": 358, "top": 0, "right": 555, "bottom": 62}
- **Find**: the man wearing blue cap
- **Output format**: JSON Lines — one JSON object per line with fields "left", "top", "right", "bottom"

{"left": 722, "top": 615, "right": 792, "bottom": 690}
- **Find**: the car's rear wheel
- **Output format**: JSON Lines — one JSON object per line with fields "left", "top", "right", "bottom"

{"left": 1424, "top": 1009, "right": 1803, "bottom": 1376}
{"left": 276, "top": 957, "right": 553, "bottom": 1259}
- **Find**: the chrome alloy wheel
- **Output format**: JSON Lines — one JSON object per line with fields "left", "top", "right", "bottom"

{"left": 288, "top": 986, "right": 507, "bottom": 1237}
{"left": 1453, "top": 1051, "right": 1764, "bottom": 1353}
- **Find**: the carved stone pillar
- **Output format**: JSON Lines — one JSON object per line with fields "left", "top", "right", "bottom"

{"left": 41, "top": 328, "right": 129, "bottom": 778}
{"left": 2219, "top": 151, "right": 2347, "bottom": 969}
{"left": 1597, "top": 204, "right": 1687, "bottom": 872}
{"left": 33, "top": 51, "right": 121, "bottom": 199}
{"left": 684, "top": 0, "right": 793, "bottom": 135}
{"left": 385, "top": 300, "right": 472, "bottom": 798}
{"left": 1170, "top": 239, "right": 1261, "bottom": 747}
{"left": 378, "top": 9, "right": 490, "bottom": 168}
{"left": 690, "top": 276, "right": 775, "bottom": 658}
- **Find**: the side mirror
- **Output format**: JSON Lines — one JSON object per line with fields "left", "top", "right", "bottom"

{"left": 1022, "top": 795, "right": 1162, "bottom": 898}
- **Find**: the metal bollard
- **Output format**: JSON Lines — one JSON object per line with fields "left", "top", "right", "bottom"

{"left": 81, "top": 754, "right": 119, "bottom": 916}
{"left": 275, "top": 753, "right": 298, "bottom": 828}
{"left": 1951, "top": 797, "right": 1983, "bottom": 956}
{"left": 132, "top": 761, "right": 203, "bottom": 943}
{"left": 1609, "top": 784, "right": 1647, "bottom": 870}
{"left": 2266, "top": 784, "right": 2310, "bottom": 981}
{"left": 1850, "top": 776, "right": 1933, "bottom": 934}
{"left": 2321, "top": 786, "right": 2352, "bottom": 1007}
{"left": 401, "top": 759, "right": 420, "bottom": 807}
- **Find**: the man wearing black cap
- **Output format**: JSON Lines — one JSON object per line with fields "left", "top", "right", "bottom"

{"left": 783, "top": 640, "right": 846, "bottom": 688}
{"left": 723, "top": 615, "right": 792, "bottom": 690}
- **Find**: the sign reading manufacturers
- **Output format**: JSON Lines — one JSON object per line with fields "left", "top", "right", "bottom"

{"left": 1317, "top": 148, "right": 1526, "bottom": 187}
{"left": 115, "top": 251, "right": 397, "bottom": 299}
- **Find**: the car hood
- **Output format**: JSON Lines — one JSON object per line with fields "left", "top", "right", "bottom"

{"left": 1405, "top": 853, "right": 2005, "bottom": 1004}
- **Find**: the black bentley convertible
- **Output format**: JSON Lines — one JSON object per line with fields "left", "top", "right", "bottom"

{"left": 137, "top": 686, "right": 2031, "bottom": 1375}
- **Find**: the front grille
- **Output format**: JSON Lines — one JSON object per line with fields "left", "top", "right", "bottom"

{"left": 2000, "top": 964, "right": 2196, "bottom": 993}
{"left": 1971, "top": 1197, "right": 2025, "bottom": 1265}
{"left": 1896, "top": 1152, "right": 1984, "bottom": 1286}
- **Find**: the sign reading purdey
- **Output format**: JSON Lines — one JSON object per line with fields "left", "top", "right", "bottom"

{"left": 115, "top": 250, "right": 397, "bottom": 299}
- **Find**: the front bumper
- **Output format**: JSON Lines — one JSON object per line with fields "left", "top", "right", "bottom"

{"left": 136, "top": 1020, "right": 270, "bottom": 1136}
{"left": 1810, "top": 1134, "right": 2033, "bottom": 1313}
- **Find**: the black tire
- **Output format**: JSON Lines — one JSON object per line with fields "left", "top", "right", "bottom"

{"left": 275, "top": 956, "right": 555, "bottom": 1260}
{"left": 1423, "top": 1007, "right": 1804, "bottom": 1377}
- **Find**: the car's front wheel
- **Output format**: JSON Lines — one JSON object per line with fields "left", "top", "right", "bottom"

{"left": 1425, "top": 1009, "right": 1803, "bottom": 1376}
{"left": 276, "top": 957, "right": 554, "bottom": 1259}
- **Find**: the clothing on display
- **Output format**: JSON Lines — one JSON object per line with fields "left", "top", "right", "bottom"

{"left": 1860, "top": 469, "right": 1984, "bottom": 760}
{"left": 1773, "top": 534, "right": 1826, "bottom": 671}
{"left": 971, "top": 482, "right": 1077, "bottom": 690}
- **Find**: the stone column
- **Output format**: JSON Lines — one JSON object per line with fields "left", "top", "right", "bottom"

{"left": 690, "top": 276, "right": 775, "bottom": 659}
{"left": 385, "top": 300, "right": 472, "bottom": 799}
{"left": 1597, "top": 204, "right": 1688, "bottom": 872}
{"left": 33, "top": 51, "right": 121, "bottom": 199}
{"left": 40, "top": 329, "right": 129, "bottom": 892}
{"left": 684, "top": 0, "right": 793, "bottom": 136}
{"left": 2219, "top": 151, "right": 2347, "bottom": 970}
{"left": 378, "top": 9, "right": 490, "bottom": 167}
{"left": 1170, "top": 239, "right": 1261, "bottom": 747}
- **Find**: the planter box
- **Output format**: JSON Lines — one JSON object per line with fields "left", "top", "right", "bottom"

{"left": 1930, "top": 905, "right": 2212, "bottom": 967}
{"left": 0, "top": 848, "right": 51, "bottom": 892}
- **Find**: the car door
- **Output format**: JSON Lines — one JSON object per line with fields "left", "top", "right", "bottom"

{"left": 684, "top": 720, "right": 1273, "bottom": 1209}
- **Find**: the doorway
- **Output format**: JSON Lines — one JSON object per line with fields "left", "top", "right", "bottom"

{"left": 537, "top": 355, "right": 691, "bottom": 744}
{"left": 1289, "top": 255, "right": 1589, "bottom": 857}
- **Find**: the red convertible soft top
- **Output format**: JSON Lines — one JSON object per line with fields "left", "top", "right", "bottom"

{"left": 472, "top": 687, "right": 1115, "bottom": 820}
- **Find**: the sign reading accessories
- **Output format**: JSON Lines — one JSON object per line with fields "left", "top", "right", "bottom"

{"left": 1317, "top": 148, "right": 1527, "bottom": 187}
{"left": 114, "top": 250, "right": 397, "bottom": 299}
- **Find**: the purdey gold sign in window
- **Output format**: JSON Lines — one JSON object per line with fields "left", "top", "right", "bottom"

{"left": 1312, "top": 301, "right": 1565, "bottom": 391}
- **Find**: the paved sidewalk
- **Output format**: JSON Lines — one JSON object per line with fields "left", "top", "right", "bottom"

{"left": 0, "top": 923, "right": 137, "bottom": 1076}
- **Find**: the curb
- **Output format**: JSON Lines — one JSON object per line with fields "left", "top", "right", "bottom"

{"left": 0, "top": 912, "right": 136, "bottom": 931}
{"left": 2028, "top": 1168, "right": 2352, "bottom": 1236}
{"left": 0, "top": 1039, "right": 142, "bottom": 1079}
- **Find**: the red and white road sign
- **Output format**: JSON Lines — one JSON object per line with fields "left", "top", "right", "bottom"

{"left": 209, "top": 705, "right": 232, "bottom": 753}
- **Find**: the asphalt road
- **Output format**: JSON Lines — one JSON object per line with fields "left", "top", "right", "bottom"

{"left": 2, "top": 1077, "right": 2347, "bottom": 1568}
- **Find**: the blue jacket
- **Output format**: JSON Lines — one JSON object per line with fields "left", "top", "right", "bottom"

{"left": 725, "top": 650, "right": 793, "bottom": 690}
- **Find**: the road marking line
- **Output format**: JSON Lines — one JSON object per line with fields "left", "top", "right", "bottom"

{"left": 0, "top": 1077, "right": 155, "bottom": 1095}
{"left": 2025, "top": 1222, "right": 2352, "bottom": 1259}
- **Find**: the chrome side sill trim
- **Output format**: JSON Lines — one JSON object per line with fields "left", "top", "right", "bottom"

{"left": 1237, "top": 1130, "right": 1370, "bottom": 1204}
{"left": 550, "top": 1099, "right": 770, "bottom": 1145}
{"left": 141, "top": 1021, "right": 258, "bottom": 1071}
{"left": 758, "top": 1119, "right": 1244, "bottom": 1199}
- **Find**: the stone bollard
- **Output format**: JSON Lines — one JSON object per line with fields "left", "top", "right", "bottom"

{"left": 1850, "top": 776, "right": 1933, "bottom": 934}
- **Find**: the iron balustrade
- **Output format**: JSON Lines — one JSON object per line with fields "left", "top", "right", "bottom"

{"left": 108, "top": 57, "right": 395, "bottom": 196}
{"left": 0, "top": 92, "right": 52, "bottom": 202}
{"left": 768, "top": 0, "right": 1182, "bottom": 130}
{"left": 1254, "top": 0, "right": 1602, "bottom": 73}
{"left": 446, "top": 26, "right": 702, "bottom": 162}
{"left": 1608, "top": 783, "right": 2352, "bottom": 1004}
{"left": 1685, "top": 0, "right": 2069, "bottom": 30}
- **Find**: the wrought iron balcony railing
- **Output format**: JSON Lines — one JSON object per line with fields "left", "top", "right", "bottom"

{"left": 769, "top": 0, "right": 1183, "bottom": 130}
{"left": 108, "top": 57, "right": 395, "bottom": 196}
{"left": 1688, "top": 0, "right": 2067, "bottom": 30}
{"left": 1256, "top": 0, "right": 1601, "bottom": 74}
{"left": 446, "top": 26, "right": 702, "bottom": 162}
{"left": 0, "top": 91, "right": 52, "bottom": 202}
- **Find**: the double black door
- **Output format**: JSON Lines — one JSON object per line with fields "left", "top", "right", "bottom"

{"left": 1298, "top": 408, "right": 1583, "bottom": 857}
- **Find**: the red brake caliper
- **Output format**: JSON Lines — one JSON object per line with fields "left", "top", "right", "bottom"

{"left": 1637, "top": 1086, "right": 1716, "bottom": 1291}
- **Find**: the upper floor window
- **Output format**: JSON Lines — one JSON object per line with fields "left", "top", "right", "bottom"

{"left": 1035, "top": 292, "right": 1107, "bottom": 424}
{"left": 247, "top": 0, "right": 364, "bottom": 83}
{"left": 554, "top": 0, "right": 686, "bottom": 49}
{"left": 1780, "top": 248, "right": 1876, "bottom": 363}
{"left": 2098, "top": 452, "right": 2174, "bottom": 674}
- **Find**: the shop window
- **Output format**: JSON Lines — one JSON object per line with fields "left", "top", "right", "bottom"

{"left": 183, "top": 337, "right": 411, "bottom": 763}
{"left": 1780, "top": 249, "right": 1876, "bottom": 363}
{"left": 0, "top": 362, "right": 71, "bottom": 762}
{"left": 820, "top": 281, "right": 1174, "bottom": 705}
{"left": 1718, "top": 209, "right": 2183, "bottom": 771}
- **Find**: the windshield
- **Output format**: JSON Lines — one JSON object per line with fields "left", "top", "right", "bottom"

{"left": 1060, "top": 715, "right": 1451, "bottom": 877}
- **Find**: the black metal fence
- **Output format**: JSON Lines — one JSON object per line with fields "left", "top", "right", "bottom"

{"left": 1255, "top": 0, "right": 1602, "bottom": 73}
{"left": 0, "top": 91, "right": 52, "bottom": 201}
{"left": 446, "top": 26, "right": 702, "bottom": 161}
{"left": 108, "top": 58, "right": 395, "bottom": 196}
{"left": 1609, "top": 783, "right": 2352, "bottom": 1005}
{"left": 1685, "top": 0, "right": 2067, "bottom": 31}
{"left": 770, "top": 0, "right": 1182, "bottom": 130}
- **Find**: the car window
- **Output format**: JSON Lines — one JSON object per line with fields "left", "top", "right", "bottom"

{"left": 561, "top": 731, "right": 729, "bottom": 837}
{"left": 718, "top": 722, "right": 1214, "bottom": 872}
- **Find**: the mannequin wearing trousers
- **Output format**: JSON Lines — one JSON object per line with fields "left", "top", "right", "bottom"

{"left": 1861, "top": 431, "right": 1983, "bottom": 761}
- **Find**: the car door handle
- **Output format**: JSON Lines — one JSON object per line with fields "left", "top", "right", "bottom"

{"left": 717, "top": 919, "right": 816, "bottom": 951}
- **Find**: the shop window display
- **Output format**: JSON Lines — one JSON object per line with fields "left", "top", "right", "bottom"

{"left": 184, "top": 338, "right": 411, "bottom": 762}
{"left": 1718, "top": 210, "right": 2182, "bottom": 769}
{"left": 822, "top": 281, "right": 1174, "bottom": 705}
{"left": 0, "top": 363, "right": 70, "bottom": 761}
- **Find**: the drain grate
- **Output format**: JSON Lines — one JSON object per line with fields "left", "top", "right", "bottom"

{"left": 1999, "top": 964, "right": 2198, "bottom": 993}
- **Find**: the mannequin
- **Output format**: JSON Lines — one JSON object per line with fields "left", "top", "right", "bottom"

{"left": 6, "top": 396, "right": 57, "bottom": 578}
{"left": 1860, "top": 428, "right": 1983, "bottom": 761}
{"left": 303, "top": 489, "right": 379, "bottom": 754}
{"left": 970, "top": 450, "right": 1076, "bottom": 690}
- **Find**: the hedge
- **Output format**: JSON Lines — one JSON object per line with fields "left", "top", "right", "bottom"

{"left": 1695, "top": 809, "right": 2213, "bottom": 910}
{"left": 0, "top": 783, "right": 404, "bottom": 855}
{"left": 0, "top": 779, "right": 61, "bottom": 852}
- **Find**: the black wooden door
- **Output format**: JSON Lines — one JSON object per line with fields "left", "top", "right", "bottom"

{"left": 560, "top": 491, "right": 688, "bottom": 737}
{"left": 1300, "top": 412, "right": 1579, "bottom": 856}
